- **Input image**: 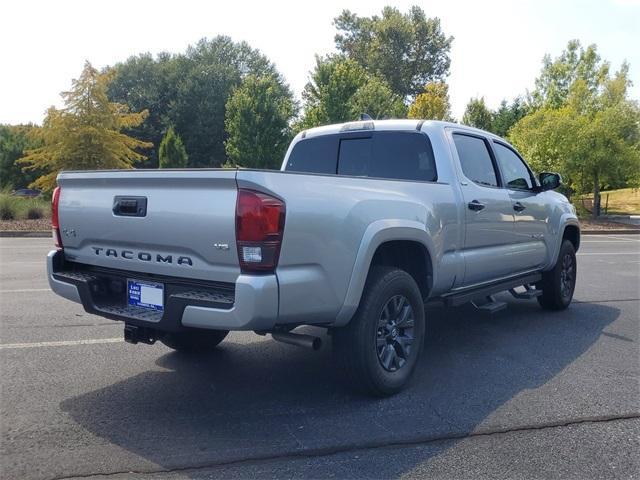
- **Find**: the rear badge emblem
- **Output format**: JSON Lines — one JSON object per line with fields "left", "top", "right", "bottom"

{"left": 213, "top": 243, "right": 230, "bottom": 251}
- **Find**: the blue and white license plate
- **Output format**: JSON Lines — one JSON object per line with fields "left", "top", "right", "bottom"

{"left": 127, "top": 279, "right": 164, "bottom": 311}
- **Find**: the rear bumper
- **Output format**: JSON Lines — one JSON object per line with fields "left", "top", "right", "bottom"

{"left": 47, "top": 250, "right": 279, "bottom": 331}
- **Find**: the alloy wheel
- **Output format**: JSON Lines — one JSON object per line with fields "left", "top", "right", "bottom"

{"left": 376, "top": 295, "right": 415, "bottom": 372}
{"left": 559, "top": 253, "right": 575, "bottom": 301}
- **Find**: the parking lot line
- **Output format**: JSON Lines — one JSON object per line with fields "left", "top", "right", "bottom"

{"left": 581, "top": 239, "right": 636, "bottom": 243}
{"left": 577, "top": 252, "right": 639, "bottom": 256}
{"left": 0, "top": 338, "right": 122, "bottom": 350}
{"left": 606, "top": 235, "right": 640, "bottom": 242}
{"left": 0, "top": 289, "right": 51, "bottom": 293}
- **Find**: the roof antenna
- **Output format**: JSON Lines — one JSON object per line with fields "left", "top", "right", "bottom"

{"left": 360, "top": 113, "right": 373, "bottom": 121}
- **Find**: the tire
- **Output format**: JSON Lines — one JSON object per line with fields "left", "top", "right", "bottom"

{"left": 333, "top": 266, "right": 426, "bottom": 397}
{"left": 160, "top": 329, "right": 229, "bottom": 352}
{"left": 537, "top": 239, "right": 577, "bottom": 311}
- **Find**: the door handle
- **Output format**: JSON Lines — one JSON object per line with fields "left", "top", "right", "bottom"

{"left": 468, "top": 200, "right": 486, "bottom": 211}
{"left": 513, "top": 202, "right": 526, "bottom": 212}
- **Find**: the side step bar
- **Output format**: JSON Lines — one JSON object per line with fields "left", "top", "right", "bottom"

{"left": 442, "top": 273, "right": 542, "bottom": 308}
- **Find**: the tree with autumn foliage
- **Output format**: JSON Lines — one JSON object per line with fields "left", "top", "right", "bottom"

{"left": 19, "top": 61, "right": 152, "bottom": 191}
{"left": 407, "top": 82, "right": 453, "bottom": 121}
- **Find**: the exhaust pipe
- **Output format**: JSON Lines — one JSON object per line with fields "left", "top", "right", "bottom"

{"left": 272, "top": 332, "right": 322, "bottom": 350}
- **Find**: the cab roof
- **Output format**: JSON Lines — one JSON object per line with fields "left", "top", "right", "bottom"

{"left": 299, "top": 119, "right": 502, "bottom": 141}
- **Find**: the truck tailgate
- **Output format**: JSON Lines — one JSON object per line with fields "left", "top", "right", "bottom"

{"left": 56, "top": 169, "right": 240, "bottom": 283}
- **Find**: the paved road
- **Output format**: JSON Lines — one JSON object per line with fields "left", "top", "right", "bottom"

{"left": 1, "top": 236, "right": 638, "bottom": 480}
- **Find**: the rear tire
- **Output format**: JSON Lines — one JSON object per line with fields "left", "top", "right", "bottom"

{"left": 333, "top": 267, "right": 426, "bottom": 397}
{"left": 537, "top": 239, "right": 577, "bottom": 310}
{"left": 161, "top": 330, "right": 229, "bottom": 352}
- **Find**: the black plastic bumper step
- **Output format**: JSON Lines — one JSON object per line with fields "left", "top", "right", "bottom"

{"left": 472, "top": 295, "right": 507, "bottom": 314}
{"left": 509, "top": 285, "right": 542, "bottom": 300}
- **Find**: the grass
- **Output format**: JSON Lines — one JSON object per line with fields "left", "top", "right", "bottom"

{"left": 578, "top": 187, "right": 640, "bottom": 215}
{"left": 0, "top": 192, "right": 50, "bottom": 221}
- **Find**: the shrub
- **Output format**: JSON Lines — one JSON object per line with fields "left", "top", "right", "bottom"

{"left": 0, "top": 192, "right": 50, "bottom": 221}
{"left": 27, "top": 207, "right": 44, "bottom": 219}
{"left": 0, "top": 197, "right": 17, "bottom": 220}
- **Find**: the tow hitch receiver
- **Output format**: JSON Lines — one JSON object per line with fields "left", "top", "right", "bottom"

{"left": 124, "top": 324, "right": 157, "bottom": 345}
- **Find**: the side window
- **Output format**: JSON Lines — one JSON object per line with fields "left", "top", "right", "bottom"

{"left": 337, "top": 132, "right": 438, "bottom": 181}
{"left": 337, "top": 137, "right": 373, "bottom": 176}
{"left": 452, "top": 134, "right": 499, "bottom": 187}
{"left": 371, "top": 132, "right": 437, "bottom": 181}
{"left": 285, "top": 135, "right": 339, "bottom": 174}
{"left": 493, "top": 142, "right": 533, "bottom": 190}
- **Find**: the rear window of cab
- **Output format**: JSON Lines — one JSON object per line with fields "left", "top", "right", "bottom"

{"left": 285, "top": 131, "right": 437, "bottom": 182}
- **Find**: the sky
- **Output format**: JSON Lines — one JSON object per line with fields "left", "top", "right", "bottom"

{"left": 1, "top": 0, "right": 639, "bottom": 125}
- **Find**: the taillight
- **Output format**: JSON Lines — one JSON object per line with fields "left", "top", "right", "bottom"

{"left": 235, "top": 189, "right": 285, "bottom": 273}
{"left": 51, "top": 186, "right": 63, "bottom": 249}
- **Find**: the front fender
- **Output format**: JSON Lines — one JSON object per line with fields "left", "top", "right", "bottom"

{"left": 333, "top": 220, "right": 435, "bottom": 326}
{"left": 546, "top": 214, "right": 580, "bottom": 270}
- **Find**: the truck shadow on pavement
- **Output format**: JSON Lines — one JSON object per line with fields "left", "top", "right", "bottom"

{"left": 61, "top": 299, "right": 620, "bottom": 478}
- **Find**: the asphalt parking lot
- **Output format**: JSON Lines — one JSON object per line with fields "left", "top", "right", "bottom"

{"left": 1, "top": 235, "right": 639, "bottom": 480}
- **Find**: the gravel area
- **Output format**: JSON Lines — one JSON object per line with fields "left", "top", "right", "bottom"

{"left": 0, "top": 218, "right": 50, "bottom": 231}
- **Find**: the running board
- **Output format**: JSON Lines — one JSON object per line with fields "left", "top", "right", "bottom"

{"left": 443, "top": 273, "right": 542, "bottom": 308}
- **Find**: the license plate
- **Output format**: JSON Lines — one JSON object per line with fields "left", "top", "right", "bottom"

{"left": 127, "top": 279, "right": 164, "bottom": 311}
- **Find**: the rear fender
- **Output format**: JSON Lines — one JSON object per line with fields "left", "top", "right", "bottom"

{"left": 334, "top": 220, "right": 435, "bottom": 326}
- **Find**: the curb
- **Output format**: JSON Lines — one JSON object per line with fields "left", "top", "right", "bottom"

{"left": 581, "top": 229, "right": 640, "bottom": 235}
{"left": 0, "top": 231, "right": 51, "bottom": 238}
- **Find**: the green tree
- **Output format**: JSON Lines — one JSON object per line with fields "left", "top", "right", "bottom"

{"left": 462, "top": 97, "right": 493, "bottom": 131}
{"left": 159, "top": 126, "right": 188, "bottom": 168}
{"left": 107, "top": 52, "right": 179, "bottom": 168}
{"left": 298, "top": 56, "right": 404, "bottom": 129}
{"left": 491, "top": 97, "right": 529, "bottom": 137}
{"left": 224, "top": 75, "right": 296, "bottom": 169}
{"left": 348, "top": 76, "right": 407, "bottom": 120}
{"left": 0, "top": 124, "right": 42, "bottom": 189}
{"left": 334, "top": 6, "right": 453, "bottom": 99}
{"left": 510, "top": 67, "right": 639, "bottom": 217}
{"left": 18, "top": 62, "right": 152, "bottom": 192}
{"left": 107, "top": 36, "right": 281, "bottom": 168}
{"left": 300, "top": 56, "right": 367, "bottom": 128}
{"left": 407, "top": 82, "right": 453, "bottom": 121}
{"left": 171, "top": 37, "right": 277, "bottom": 167}
{"left": 530, "top": 40, "right": 609, "bottom": 110}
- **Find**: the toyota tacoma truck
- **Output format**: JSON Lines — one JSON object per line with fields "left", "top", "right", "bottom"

{"left": 47, "top": 120, "right": 580, "bottom": 396}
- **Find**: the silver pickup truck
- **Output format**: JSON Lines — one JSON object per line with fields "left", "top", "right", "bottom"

{"left": 47, "top": 120, "right": 580, "bottom": 395}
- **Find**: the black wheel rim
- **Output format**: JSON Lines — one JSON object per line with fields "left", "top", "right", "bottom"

{"left": 376, "top": 295, "right": 415, "bottom": 372}
{"left": 559, "top": 253, "right": 575, "bottom": 301}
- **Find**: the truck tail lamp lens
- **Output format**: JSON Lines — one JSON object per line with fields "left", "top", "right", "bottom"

{"left": 51, "top": 186, "right": 63, "bottom": 249}
{"left": 236, "top": 189, "right": 285, "bottom": 273}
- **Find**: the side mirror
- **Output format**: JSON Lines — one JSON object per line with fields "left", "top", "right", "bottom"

{"left": 539, "top": 172, "right": 562, "bottom": 191}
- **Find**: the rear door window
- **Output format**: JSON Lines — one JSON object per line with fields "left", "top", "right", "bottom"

{"left": 285, "top": 135, "right": 339, "bottom": 174}
{"left": 452, "top": 133, "right": 499, "bottom": 187}
{"left": 371, "top": 132, "right": 437, "bottom": 181}
{"left": 337, "top": 132, "right": 437, "bottom": 182}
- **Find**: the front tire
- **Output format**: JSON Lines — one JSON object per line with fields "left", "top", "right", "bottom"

{"left": 537, "top": 239, "right": 577, "bottom": 310}
{"left": 333, "top": 267, "right": 426, "bottom": 397}
{"left": 161, "top": 330, "right": 229, "bottom": 352}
